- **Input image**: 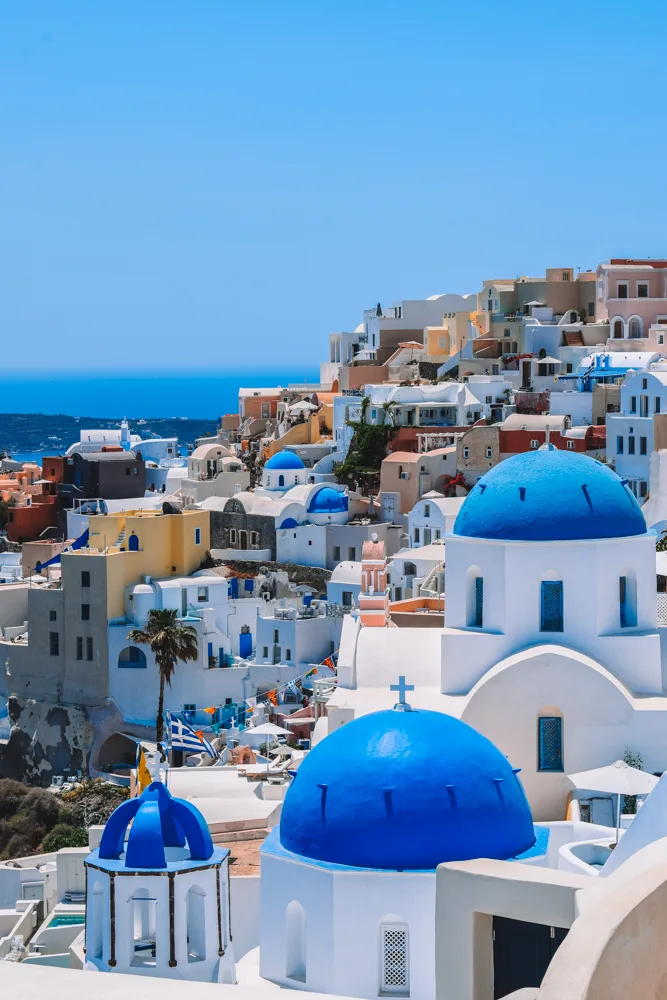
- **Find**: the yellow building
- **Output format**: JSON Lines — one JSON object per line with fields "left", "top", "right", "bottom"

{"left": 425, "top": 311, "right": 472, "bottom": 358}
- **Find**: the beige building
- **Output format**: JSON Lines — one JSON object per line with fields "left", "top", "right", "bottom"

{"left": 380, "top": 448, "right": 457, "bottom": 514}
{"left": 456, "top": 424, "right": 500, "bottom": 484}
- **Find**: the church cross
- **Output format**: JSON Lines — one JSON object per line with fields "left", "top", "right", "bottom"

{"left": 390, "top": 675, "right": 414, "bottom": 707}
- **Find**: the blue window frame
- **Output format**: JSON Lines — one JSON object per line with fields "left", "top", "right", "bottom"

{"left": 195, "top": 527, "right": 201, "bottom": 545}
{"left": 540, "top": 581, "right": 563, "bottom": 632}
{"left": 538, "top": 716, "right": 563, "bottom": 771}
{"left": 616, "top": 436, "right": 623, "bottom": 454}
{"left": 474, "top": 577, "right": 483, "bottom": 628}
{"left": 118, "top": 646, "right": 147, "bottom": 669}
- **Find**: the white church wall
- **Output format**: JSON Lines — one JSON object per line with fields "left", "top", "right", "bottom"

{"left": 461, "top": 646, "right": 667, "bottom": 821}
{"left": 229, "top": 876, "right": 260, "bottom": 961}
{"left": 276, "top": 524, "right": 328, "bottom": 568}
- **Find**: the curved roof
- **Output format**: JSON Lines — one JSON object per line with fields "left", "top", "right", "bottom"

{"left": 190, "top": 443, "right": 234, "bottom": 460}
{"left": 453, "top": 450, "right": 646, "bottom": 542}
{"left": 95, "top": 781, "right": 215, "bottom": 871}
{"left": 265, "top": 451, "right": 306, "bottom": 471}
{"left": 308, "top": 487, "right": 348, "bottom": 514}
{"left": 279, "top": 708, "right": 534, "bottom": 870}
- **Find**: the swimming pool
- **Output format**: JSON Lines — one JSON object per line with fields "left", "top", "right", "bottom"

{"left": 48, "top": 913, "right": 85, "bottom": 928}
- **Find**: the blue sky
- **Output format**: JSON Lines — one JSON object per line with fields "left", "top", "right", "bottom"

{"left": 1, "top": 1, "right": 666, "bottom": 372}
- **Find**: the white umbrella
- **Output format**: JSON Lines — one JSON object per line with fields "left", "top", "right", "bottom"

{"left": 568, "top": 760, "right": 659, "bottom": 842}
{"left": 249, "top": 722, "right": 293, "bottom": 778}
{"left": 289, "top": 400, "right": 317, "bottom": 413}
{"left": 532, "top": 356, "right": 562, "bottom": 366}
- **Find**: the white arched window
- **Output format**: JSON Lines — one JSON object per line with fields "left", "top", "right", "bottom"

{"left": 285, "top": 900, "right": 307, "bottom": 982}
{"left": 186, "top": 885, "right": 207, "bottom": 963}
{"left": 612, "top": 317, "right": 624, "bottom": 339}
{"left": 380, "top": 921, "right": 410, "bottom": 996}
{"left": 278, "top": 474, "right": 285, "bottom": 488}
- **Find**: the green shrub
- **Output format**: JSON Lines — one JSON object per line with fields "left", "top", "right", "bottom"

{"left": 42, "top": 824, "right": 89, "bottom": 852}
{"left": 0, "top": 779, "right": 28, "bottom": 820}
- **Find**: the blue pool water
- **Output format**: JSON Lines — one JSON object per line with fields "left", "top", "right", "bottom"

{"left": 48, "top": 913, "right": 85, "bottom": 927}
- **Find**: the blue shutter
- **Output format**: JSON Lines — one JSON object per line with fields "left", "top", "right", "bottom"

{"left": 538, "top": 717, "right": 563, "bottom": 771}
{"left": 540, "top": 581, "right": 563, "bottom": 632}
{"left": 619, "top": 576, "right": 628, "bottom": 628}
{"left": 475, "top": 577, "right": 484, "bottom": 628}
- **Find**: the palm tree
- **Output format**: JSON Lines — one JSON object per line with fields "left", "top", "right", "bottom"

{"left": 128, "top": 609, "right": 199, "bottom": 744}
{"left": 380, "top": 399, "right": 398, "bottom": 426}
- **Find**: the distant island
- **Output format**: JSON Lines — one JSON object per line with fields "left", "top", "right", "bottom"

{"left": 0, "top": 413, "right": 219, "bottom": 456}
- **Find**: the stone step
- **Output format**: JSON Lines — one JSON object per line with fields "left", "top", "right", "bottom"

{"left": 212, "top": 828, "right": 269, "bottom": 844}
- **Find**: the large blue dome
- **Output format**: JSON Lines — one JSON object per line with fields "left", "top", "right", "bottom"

{"left": 279, "top": 709, "right": 534, "bottom": 870}
{"left": 265, "top": 451, "right": 305, "bottom": 471}
{"left": 95, "top": 781, "right": 214, "bottom": 871}
{"left": 307, "top": 487, "right": 348, "bottom": 514}
{"left": 453, "top": 449, "right": 646, "bottom": 542}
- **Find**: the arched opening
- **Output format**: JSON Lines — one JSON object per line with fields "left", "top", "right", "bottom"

{"left": 629, "top": 316, "right": 643, "bottom": 339}
{"left": 285, "top": 900, "right": 307, "bottom": 982}
{"left": 128, "top": 533, "right": 139, "bottom": 551}
{"left": 612, "top": 317, "right": 624, "bottom": 339}
{"left": 403, "top": 562, "right": 417, "bottom": 578}
{"left": 540, "top": 577, "right": 563, "bottom": 632}
{"left": 379, "top": 919, "right": 410, "bottom": 996}
{"left": 88, "top": 882, "right": 104, "bottom": 959}
{"left": 130, "top": 888, "right": 157, "bottom": 966}
{"left": 186, "top": 885, "right": 206, "bottom": 963}
{"left": 118, "top": 646, "right": 147, "bottom": 669}
{"left": 278, "top": 474, "right": 285, "bottom": 488}
{"left": 619, "top": 572, "right": 637, "bottom": 628}
{"left": 466, "top": 566, "right": 483, "bottom": 628}
{"left": 537, "top": 707, "right": 564, "bottom": 772}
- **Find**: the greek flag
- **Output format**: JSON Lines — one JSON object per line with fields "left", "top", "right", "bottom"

{"left": 167, "top": 713, "right": 216, "bottom": 758}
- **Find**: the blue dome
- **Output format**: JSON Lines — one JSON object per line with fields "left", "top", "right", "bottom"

{"left": 307, "top": 487, "right": 348, "bottom": 514}
{"left": 265, "top": 451, "right": 305, "bottom": 471}
{"left": 454, "top": 450, "right": 646, "bottom": 542}
{"left": 95, "top": 781, "right": 214, "bottom": 871}
{"left": 279, "top": 709, "right": 534, "bottom": 870}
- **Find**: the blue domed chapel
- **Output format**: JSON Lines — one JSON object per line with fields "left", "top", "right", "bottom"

{"left": 259, "top": 705, "right": 536, "bottom": 998}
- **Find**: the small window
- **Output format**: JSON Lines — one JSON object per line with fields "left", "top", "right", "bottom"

{"left": 424, "top": 504, "right": 430, "bottom": 518}
{"left": 81, "top": 604, "right": 90, "bottom": 621}
{"left": 617, "top": 282, "right": 628, "bottom": 298}
{"left": 380, "top": 923, "right": 409, "bottom": 996}
{"left": 617, "top": 436, "right": 624, "bottom": 454}
{"left": 273, "top": 629, "right": 279, "bottom": 643}
{"left": 414, "top": 528, "right": 420, "bottom": 543}
{"left": 81, "top": 571, "right": 90, "bottom": 588}
{"left": 434, "top": 529, "right": 441, "bottom": 540}
{"left": 486, "top": 446, "right": 493, "bottom": 459}
{"left": 530, "top": 439, "right": 539, "bottom": 449}
{"left": 628, "top": 437, "right": 636, "bottom": 455}
{"left": 566, "top": 363, "right": 573, "bottom": 373}
{"left": 631, "top": 396, "right": 637, "bottom": 413}
{"left": 656, "top": 397, "right": 661, "bottom": 414}
{"left": 49, "top": 632, "right": 59, "bottom": 656}
{"left": 195, "top": 527, "right": 201, "bottom": 545}
{"left": 262, "top": 646, "right": 268, "bottom": 658}
{"left": 132, "top": 467, "right": 138, "bottom": 475}
{"left": 230, "top": 529, "right": 237, "bottom": 544}
{"left": 250, "top": 531, "right": 260, "bottom": 546}
{"left": 332, "top": 546, "right": 340, "bottom": 562}
{"left": 637, "top": 282, "right": 649, "bottom": 298}
{"left": 49, "top": 610, "right": 57, "bottom": 622}
{"left": 640, "top": 395, "right": 649, "bottom": 417}
{"left": 125, "top": 467, "right": 131, "bottom": 475}
{"left": 463, "top": 447, "right": 469, "bottom": 459}
{"left": 587, "top": 301, "right": 594, "bottom": 317}
{"left": 660, "top": 335, "right": 665, "bottom": 346}
{"left": 348, "top": 547, "right": 356, "bottom": 561}
{"left": 619, "top": 575, "right": 638, "bottom": 628}
{"left": 640, "top": 437, "right": 647, "bottom": 456}
{"left": 76, "top": 637, "right": 83, "bottom": 660}
{"left": 308, "top": 539, "right": 312, "bottom": 546}
{"left": 471, "top": 577, "right": 483, "bottom": 628}
{"left": 538, "top": 717, "right": 563, "bottom": 771}
{"left": 642, "top": 378, "right": 648, "bottom": 390}
{"left": 342, "top": 591, "right": 353, "bottom": 607}
{"left": 197, "top": 587, "right": 209, "bottom": 602}
{"left": 86, "top": 637, "right": 93, "bottom": 661}
{"left": 566, "top": 440, "right": 574, "bottom": 450}
{"left": 640, "top": 481, "right": 648, "bottom": 498}
{"left": 540, "top": 581, "right": 563, "bottom": 632}
{"left": 285, "top": 648, "right": 292, "bottom": 660}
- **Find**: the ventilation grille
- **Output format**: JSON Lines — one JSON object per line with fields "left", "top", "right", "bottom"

{"left": 382, "top": 927, "right": 409, "bottom": 994}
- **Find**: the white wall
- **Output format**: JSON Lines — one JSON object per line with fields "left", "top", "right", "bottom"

{"left": 549, "top": 391, "right": 593, "bottom": 427}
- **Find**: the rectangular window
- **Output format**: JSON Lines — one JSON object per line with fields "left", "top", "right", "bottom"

{"left": 567, "top": 440, "right": 575, "bottom": 449}
{"left": 285, "top": 648, "right": 291, "bottom": 660}
{"left": 381, "top": 924, "right": 409, "bottom": 996}
{"left": 617, "top": 282, "right": 628, "bottom": 298}
{"left": 342, "top": 591, "right": 353, "bottom": 607}
{"left": 628, "top": 437, "right": 636, "bottom": 455}
{"left": 273, "top": 629, "right": 279, "bottom": 643}
{"left": 631, "top": 396, "right": 637, "bottom": 413}
{"left": 474, "top": 577, "right": 483, "bottom": 628}
{"left": 640, "top": 437, "right": 647, "bottom": 456}
{"left": 638, "top": 282, "right": 649, "bottom": 298}
{"left": 642, "top": 378, "right": 648, "bottom": 390}
{"left": 195, "top": 527, "right": 201, "bottom": 545}
{"left": 49, "top": 610, "right": 57, "bottom": 622}
{"left": 435, "top": 529, "right": 441, "bottom": 540}
{"left": 81, "top": 571, "right": 90, "bottom": 588}
{"left": 262, "top": 646, "right": 268, "bottom": 658}
{"left": 538, "top": 717, "right": 563, "bottom": 772}
{"left": 618, "top": 575, "right": 638, "bottom": 628}
{"left": 566, "top": 363, "right": 573, "bottom": 374}
{"left": 540, "top": 581, "right": 563, "bottom": 632}
{"left": 197, "top": 587, "right": 209, "bottom": 602}
{"left": 76, "top": 637, "right": 83, "bottom": 660}
{"left": 640, "top": 395, "right": 649, "bottom": 417}
{"left": 49, "top": 632, "right": 59, "bottom": 656}
{"left": 348, "top": 547, "right": 356, "bottom": 561}
{"left": 229, "top": 529, "right": 237, "bottom": 544}
{"left": 250, "top": 531, "right": 260, "bottom": 546}
{"left": 86, "top": 637, "right": 93, "bottom": 661}
{"left": 656, "top": 397, "right": 661, "bottom": 414}
{"left": 424, "top": 504, "right": 430, "bottom": 517}
{"left": 530, "top": 439, "right": 539, "bottom": 449}
{"left": 617, "top": 436, "right": 624, "bottom": 454}
{"left": 332, "top": 546, "right": 340, "bottom": 562}
{"left": 640, "top": 481, "right": 648, "bottom": 498}
{"left": 587, "top": 301, "right": 594, "bottom": 317}
{"left": 414, "top": 528, "right": 420, "bottom": 543}
{"left": 81, "top": 604, "right": 90, "bottom": 621}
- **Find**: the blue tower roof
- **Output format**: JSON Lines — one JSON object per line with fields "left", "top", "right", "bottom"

{"left": 265, "top": 451, "right": 305, "bottom": 471}
{"left": 307, "top": 487, "right": 348, "bottom": 514}
{"left": 453, "top": 449, "right": 646, "bottom": 542}
{"left": 278, "top": 709, "right": 535, "bottom": 870}
{"left": 94, "top": 781, "right": 216, "bottom": 871}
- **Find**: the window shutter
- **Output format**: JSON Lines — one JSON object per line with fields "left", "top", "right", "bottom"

{"left": 540, "top": 581, "right": 563, "bottom": 632}
{"left": 381, "top": 925, "right": 409, "bottom": 995}
{"left": 475, "top": 577, "right": 484, "bottom": 628}
{"left": 538, "top": 717, "right": 563, "bottom": 771}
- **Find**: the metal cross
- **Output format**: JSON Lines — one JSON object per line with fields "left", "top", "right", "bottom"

{"left": 390, "top": 675, "right": 414, "bottom": 707}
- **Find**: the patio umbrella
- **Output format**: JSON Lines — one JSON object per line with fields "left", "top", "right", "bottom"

{"left": 532, "top": 356, "right": 562, "bottom": 366}
{"left": 568, "top": 760, "right": 659, "bottom": 843}
{"left": 249, "top": 722, "right": 293, "bottom": 777}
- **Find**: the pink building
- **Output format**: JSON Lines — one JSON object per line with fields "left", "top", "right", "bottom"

{"left": 597, "top": 259, "right": 667, "bottom": 350}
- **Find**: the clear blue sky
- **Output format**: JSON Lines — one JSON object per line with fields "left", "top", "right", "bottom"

{"left": 1, "top": 1, "right": 666, "bottom": 373}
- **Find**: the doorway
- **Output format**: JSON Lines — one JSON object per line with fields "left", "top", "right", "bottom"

{"left": 492, "top": 916, "right": 567, "bottom": 998}
{"left": 239, "top": 530, "right": 248, "bottom": 550}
